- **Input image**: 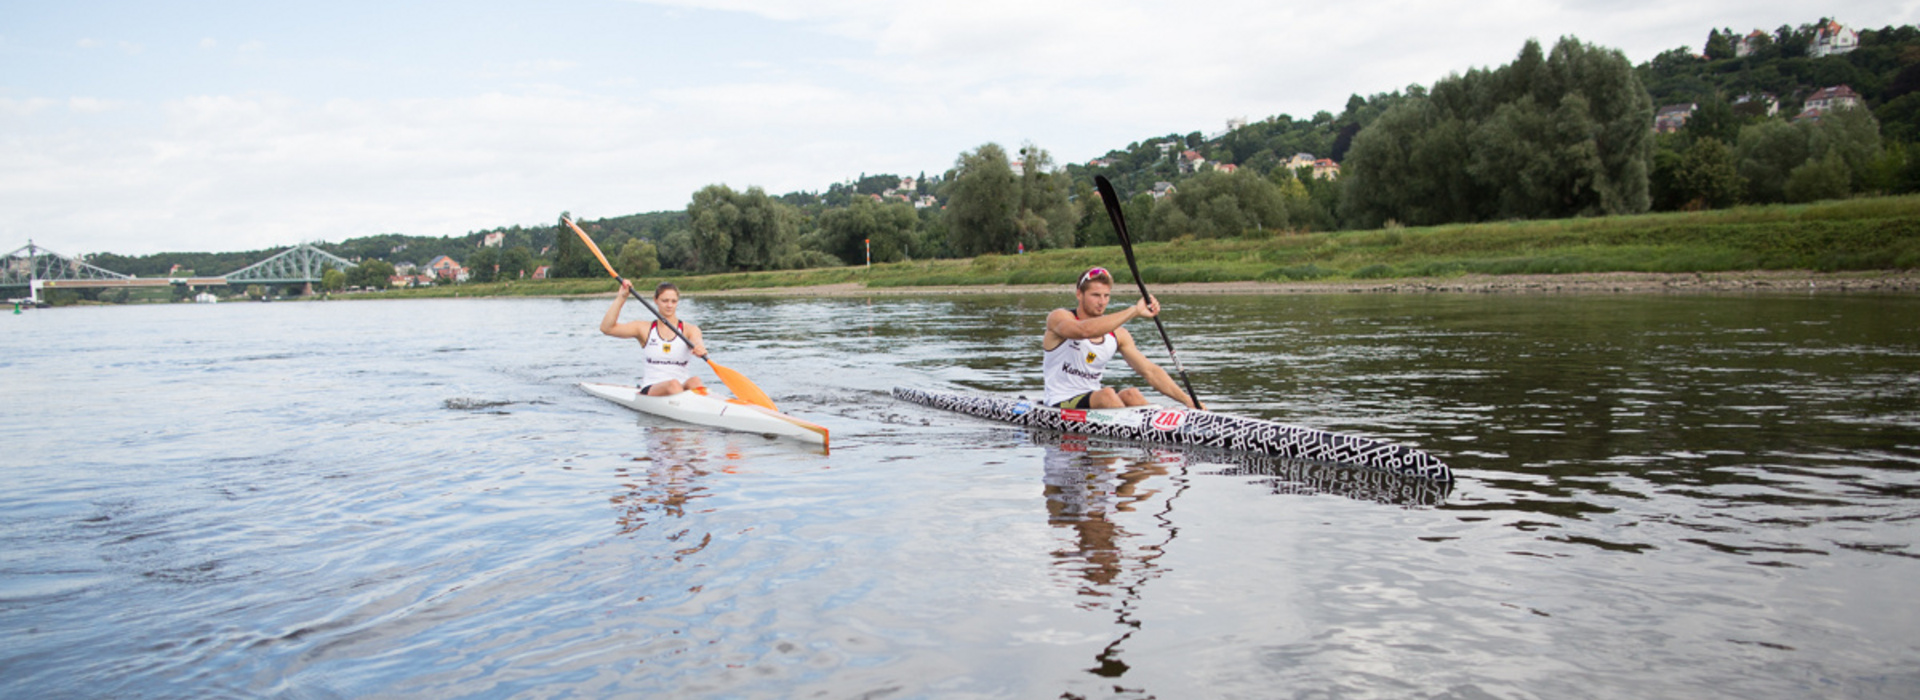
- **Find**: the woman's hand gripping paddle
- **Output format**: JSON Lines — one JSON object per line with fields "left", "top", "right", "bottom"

{"left": 563, "top": 217, "right": 778, "bottom": 412}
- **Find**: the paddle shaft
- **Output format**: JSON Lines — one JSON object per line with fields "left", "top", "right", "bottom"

{"left": 1093, "top": 176, "right": 1201, "bottom": 407}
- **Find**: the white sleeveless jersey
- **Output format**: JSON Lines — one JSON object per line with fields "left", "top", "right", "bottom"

{"left": 639, "top": 321, "right": 694, "bottom": 387}
{"left": 1043, "top": 316, "right": 1118, "bottom": 405}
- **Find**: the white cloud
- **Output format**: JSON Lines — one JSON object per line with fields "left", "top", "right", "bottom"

{"left": 200, "top": 37, "right": 217, "bottom": 49}
{"left": 67, "top": 97, "right": 130, "bottom": 114}
{"left": 75, "top": 37, "right": 101, "bottom": 49}
{"left": 0, "top": 98, "right": 58, "bottom": 117}
{"left": 117, "top": 40, "right": 144, "bottom": 55}
{"left": 238, "top": 39, "right": 265, "bottom": 52}
{"left": 0, "top": 88, "right": 923, "bottom": 254}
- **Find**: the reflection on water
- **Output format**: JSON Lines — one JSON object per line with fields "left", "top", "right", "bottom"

{"left": 3, "top": 295, "right": 1917, "bottom": 699}
{"left": 611, "top": 430, "right": 727, "bottom": 560}
{"left": 1036, "top": 431, "right": 1453, "bottom": 696}
{"left": 1041, "top": 436, "right": 1180, "bottom": 690}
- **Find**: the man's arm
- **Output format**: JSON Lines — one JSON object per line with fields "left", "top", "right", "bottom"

{"left": 1117, "top": 328, "right": 1200, "bottom": 409}
{"left": 1046, "top": 297, "right": 1158, "bottom": 343}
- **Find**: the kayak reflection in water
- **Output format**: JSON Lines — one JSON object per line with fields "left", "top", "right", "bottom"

{"left": 601, "top": 280, "right": 710, "bottom": 397}
{"left": 609, "top": 430, "right": 720, "bottom": 562}
{"left": 1042, "top": 267, "right": 1201, "bottom": 411}
{"left": 1041, "top": 436, "right": 1184, "bottom": 682}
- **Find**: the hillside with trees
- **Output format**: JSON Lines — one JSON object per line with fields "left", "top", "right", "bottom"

{"left": 85, "top": 17, "right": 1920, "bottom": 286}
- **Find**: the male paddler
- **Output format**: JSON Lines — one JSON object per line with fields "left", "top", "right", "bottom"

{"left": 1043, "top": 267, "right": 1202, "bottom": 410}
{"left": 601, "top": 280, "right": 709, "bottom": 396}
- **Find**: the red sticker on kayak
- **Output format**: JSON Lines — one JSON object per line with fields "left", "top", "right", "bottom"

{"left": 1150, "top": 410, "right": 1186, "bottom": 431}
{"left": 1061, "top": 409, "right": 1088, "bottom": 423}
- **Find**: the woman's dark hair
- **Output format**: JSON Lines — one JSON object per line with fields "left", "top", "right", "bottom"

{"left": 653, "top": 282, "right": 680, "bottom": 299}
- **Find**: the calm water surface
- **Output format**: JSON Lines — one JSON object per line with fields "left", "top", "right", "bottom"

{"left": 1, "top": 292, "right": 1916, "bottom": 699}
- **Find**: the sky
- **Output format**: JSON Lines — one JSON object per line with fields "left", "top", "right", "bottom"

{"left": 4, "top": 0, "right": 1917, "bottom": 256}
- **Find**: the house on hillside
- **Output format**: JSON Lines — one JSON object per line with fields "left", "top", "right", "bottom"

{"left": 426, "top": 255, "right": 467, "bottom": 282}
{"left": 1804, "top": 85, "right": 1861, "bottom": 113}
{"left": 1210, "top": 162, "right": 1238, "bottom": 174}
{"left": 1178, "top": 150, "right": 1206, "bottom": 174}
{"left": 482, "top": 232, "right": 505, "bottom": 248}
{"left": 914, "top": 194, "right": 938, "bottom": 209}
{"left": 1735, "top": 29, "right": 1768, "bottom": 58}
{"left": 1811, "top": 21, "right": 1859, "bottom": 58}
{"left": 1286, "top": 153, "right": 1316, "bottom": 173}
{"left": 1311, "top": 159, "right": 1341, "bottom": 180}
{"left": 1795, "top": 85, "right": 1862, "bottom": 123}
{"left": 1151, "top": 182, "right": 1177, "bottom": 200}
{"left": 1654, "top": 103, "right": 1697, "bottom": 133}
{"left": 532, "top": 266, "right": 549, "bottom": 280}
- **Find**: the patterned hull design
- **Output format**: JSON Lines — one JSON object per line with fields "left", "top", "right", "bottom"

{"left": 892, "top": 387, "right": 1452, "bottom": 482}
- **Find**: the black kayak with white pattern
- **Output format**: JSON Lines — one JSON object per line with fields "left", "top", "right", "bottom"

{"left": 892, "top": 386, "right": 1451, "bottom": 482}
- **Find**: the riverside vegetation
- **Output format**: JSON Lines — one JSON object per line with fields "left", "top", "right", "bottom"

{"left": 365, "top": 194, "right": 1920, "bottom": 298}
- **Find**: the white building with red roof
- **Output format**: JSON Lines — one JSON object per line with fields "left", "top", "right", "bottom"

{"left": 1811, "top": 21, "right": 1859, "bottom": 58}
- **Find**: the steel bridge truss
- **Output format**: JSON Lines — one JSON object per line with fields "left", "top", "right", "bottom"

{"left": 222, "top": 244, "right": 358, "bottom": 284}
{"left": 1, "top": 241, "right": 133, "bottom": 288}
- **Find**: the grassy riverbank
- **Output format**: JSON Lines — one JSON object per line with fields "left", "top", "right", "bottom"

{"left": 375, "top": 194, "right": 1920, "bottom": 298}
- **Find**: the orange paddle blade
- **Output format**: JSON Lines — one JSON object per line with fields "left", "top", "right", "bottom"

{"left": 562, "top": 216, "right": 620, "bottom": 279}
{"left": 708, "top": 359, "right": 776, "bottom": 411}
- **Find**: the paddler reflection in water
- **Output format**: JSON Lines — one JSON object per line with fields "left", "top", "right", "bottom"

{"left": 600, "top": 280, "right": 709, "bottom": 396}
{"left": 1043, "top": 268, "right": 1202, "bottom": 410}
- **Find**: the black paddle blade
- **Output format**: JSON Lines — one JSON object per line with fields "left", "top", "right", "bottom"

{"left": 1092, "top": 175, "right": 1133, "bottom": 246}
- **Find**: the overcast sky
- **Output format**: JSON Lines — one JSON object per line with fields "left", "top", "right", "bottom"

{"left": 4, "top": 1, "right": 1916, "bottom": 256}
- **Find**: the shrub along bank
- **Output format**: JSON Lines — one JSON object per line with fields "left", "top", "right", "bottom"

{"left": 368, "top": 194, "right": 1920, "bottom": 298}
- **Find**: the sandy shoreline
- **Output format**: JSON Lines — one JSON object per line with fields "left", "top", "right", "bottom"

{"left": 698, "top": 270, "right": 1920, "bottom": 298}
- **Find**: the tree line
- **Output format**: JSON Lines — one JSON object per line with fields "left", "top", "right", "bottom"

{"left": 85, "top": 18, "right": 1920, "bottom": 287}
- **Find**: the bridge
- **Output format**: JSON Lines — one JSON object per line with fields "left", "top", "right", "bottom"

{"left": 3, "top": 241, "right": 357, "bottom": 305}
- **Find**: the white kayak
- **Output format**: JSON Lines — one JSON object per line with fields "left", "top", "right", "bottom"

{"left": 580, "top": 382, "right": 829, "bottom": 448}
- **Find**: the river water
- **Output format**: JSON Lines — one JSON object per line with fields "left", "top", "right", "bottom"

{"left": 1, "top": 292, "right": 1916, "bottom": 699}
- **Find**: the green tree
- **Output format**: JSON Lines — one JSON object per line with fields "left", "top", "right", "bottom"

{"left": 500, "top": 246, "right": 535, "bottom": 279}
{"left": 1806, "top": 106, "right": 1884, "bottom": 192}
{"left": 320, "top": 267, "right": 346, "bottom": 292}
{"left": 1683, "top": 97, "right": 1741, "bottom": 144}
{"left": 348, "top": 259, "right": 396, "bottom": 289}
{"left": 1345, "top": 37, "right": 1652, "bottom": 227}
{"left": 1674, "top": 137, "right": 1743, "bottom": 209}
{"left": 1736, "top": 119, "right": 1810, "bottom": 203}
{"left": 1149, "top": 170, "right": 1289, "bottom": 239}
{"left": 1015, "top": 143, "right": 1078, "bottom": 250}
{"left": 549, "top": 212, "right": 596, "bottom": 278}
{"left": 687, "top": 184, "right": 803, "bottom": 272}
{"left": 945, "top": 143, "right": 1020, "bottom": 256}
{"left": 1876, "top": 92, "right": 1920, "bottom": 143}
{"left": 466, "top": 246, "right": 500, "bottom": 283}
{"left": 1704, "top": 29, "right": 1735, "bottom": 60}
{"left": 615, "top": 239, "right": 660, "bottom": 277}
{"left": 1785, "top": 152, "right": 1852, "bottom": 202}
{"left": 816, "top": 198, "right": 917, "bottom": 264}
{"left": 658, "top": 229, "right": 697, "bottom": 270}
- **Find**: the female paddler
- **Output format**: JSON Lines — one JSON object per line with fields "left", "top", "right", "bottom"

{"left": 600, "top": 280, "right": 709, "bottom": 396}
